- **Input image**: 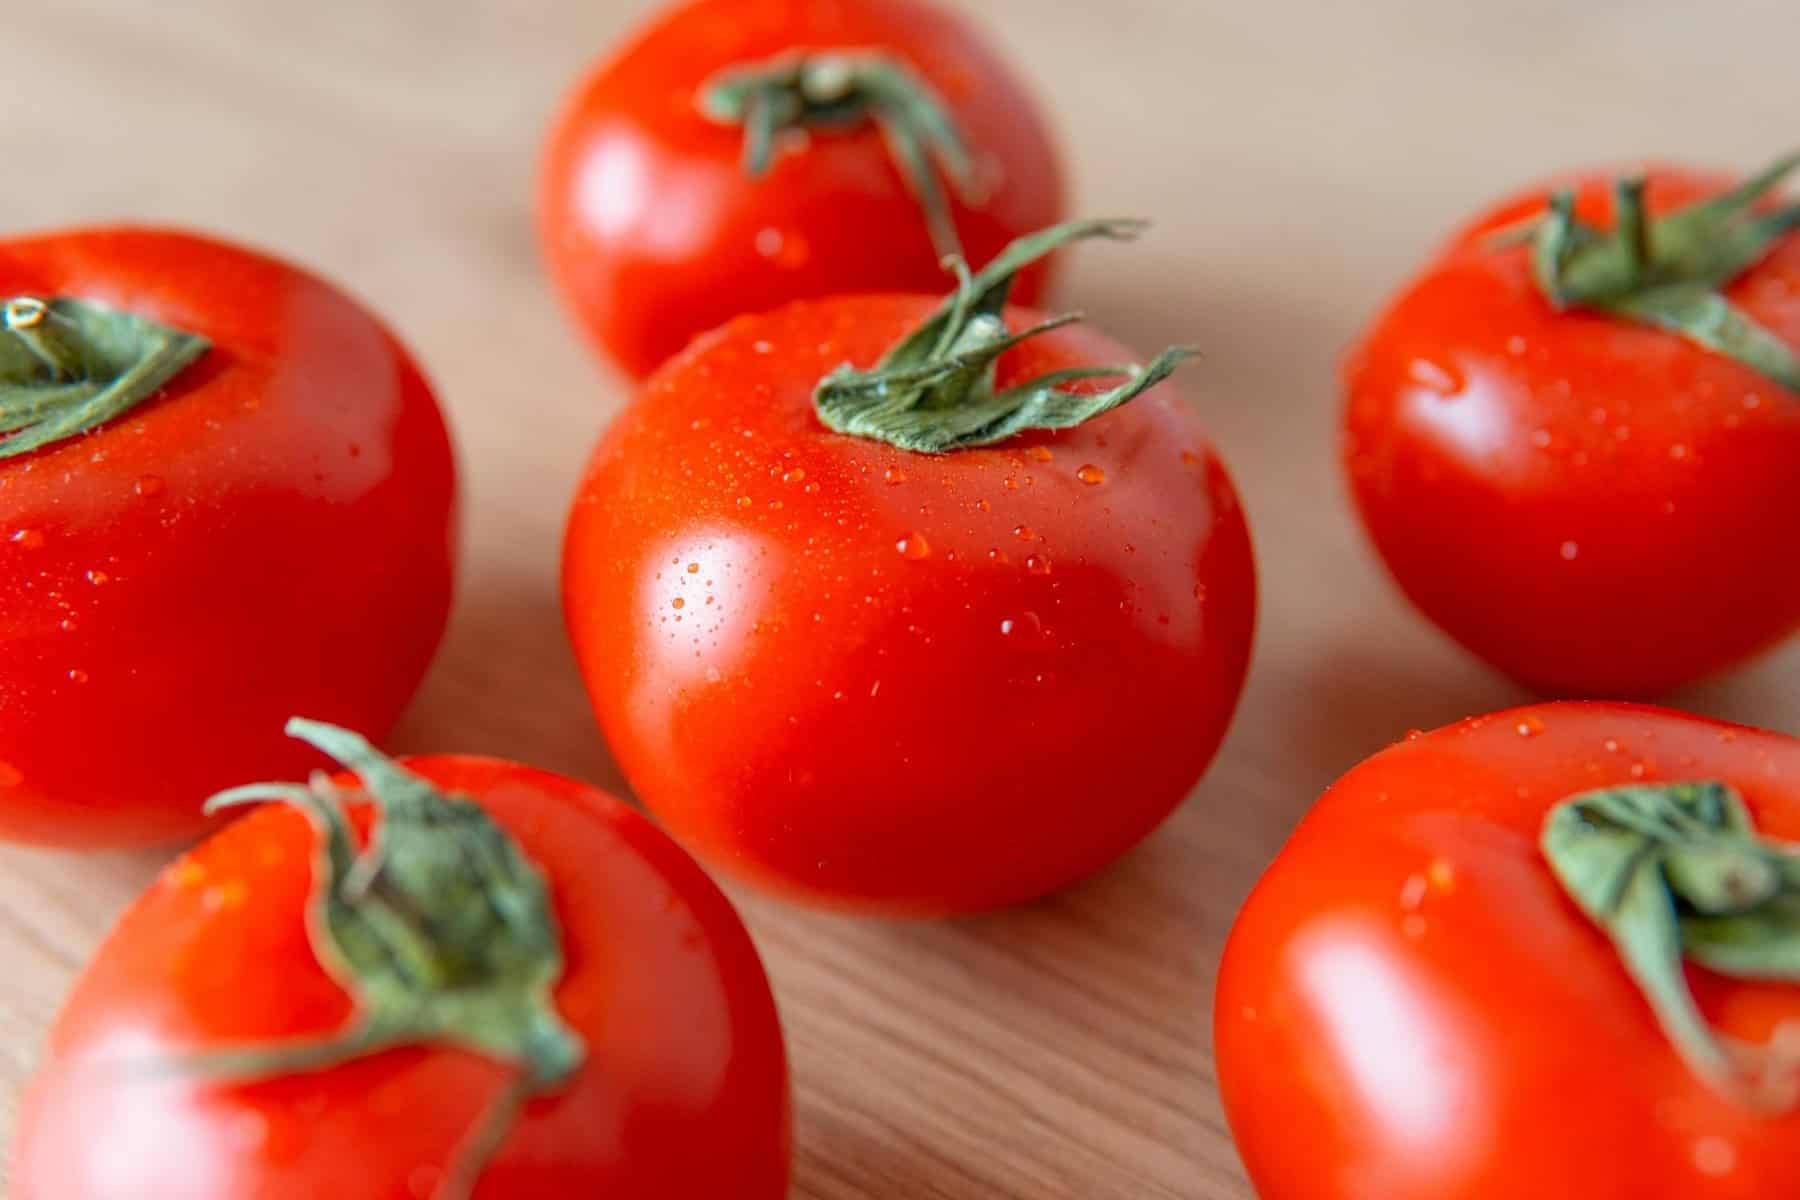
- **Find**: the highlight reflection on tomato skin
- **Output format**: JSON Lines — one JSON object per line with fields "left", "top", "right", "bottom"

{"left": 563, "top": 294, "right": 1257, "bottom": 915}
{"left": 1216, "top": 702, "right": 1800, "bottom": 1200}
{"left": 538, "top": 0, "right": 1068, "bottom": 379}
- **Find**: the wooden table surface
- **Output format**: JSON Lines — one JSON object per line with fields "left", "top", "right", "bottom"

{"left": 4, "top": 1, "right": 1798, "bottom": 1195}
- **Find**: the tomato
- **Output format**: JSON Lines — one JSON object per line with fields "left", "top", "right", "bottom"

{"left": 1343, "top": 157, "right": 1800, "bottom": 695}
{"left": 0, "top": 227, "right": 456, "bottom": 848}
{"left": 1216, "top": 701, "right": 1800, "bottom": 1200}
{"left": 562, "top": 222, "right": 1256, "bottom": 915}
{"left": 12, "top": 721, "right": 791, "bottom": 1200}
{"left": 538, "top": 0, "right": 1066, "bottom": 379}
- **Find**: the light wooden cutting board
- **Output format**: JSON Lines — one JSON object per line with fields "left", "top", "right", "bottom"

{"left": 3, "top": 1, "right": 1797, "bottom": 1195}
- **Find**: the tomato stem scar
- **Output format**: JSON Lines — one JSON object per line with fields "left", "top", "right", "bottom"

{"left": 165, "top": 719, "right": 586, "bottom": 1200}
{"left": 699, "top": 48, "right": 980, "bottom": 261}
{"left": 0, "top": 295, "right": 208, "bottom": 460}
{"left": 813, "top": 218, "right": 1198, "bottom": 453}
{"left": 1544, "top": 780, "right": 1800, "bottom": 1111}
{"left": 1509, "top": 150, "right": 1800, "bottom": 394}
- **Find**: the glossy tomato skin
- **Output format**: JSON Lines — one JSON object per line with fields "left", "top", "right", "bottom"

{"left": 538, "top": 0, "right": 1066, "bottom": 379}
{"left": 1344, "top": 169, "right": 1800, "bottom": 695}
{"left": 562, "top": 295, "right": 1256, "bottom": 915}
{"left": 12, "top": 755, "right": 791, "bottom": 1200}
{"left": 1217, "top": 702, "right": 1800, "bottom": 1200}
{"left": 0, "top": 228, "right": 456, "bottom": 847}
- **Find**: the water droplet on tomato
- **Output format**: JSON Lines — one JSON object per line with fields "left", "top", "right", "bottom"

{"left": 134, "top": 474, "right": 166, "bottom": 498}
{"left": 1516, "top": 715, "right": 1546, "bottom": 738}
{"left": 1693, "top": 1136, "right": 1737, "bottom": 1178}
{"left": 1559, "top": 541, "right": 1579, "bottom": 561}
{"left": 1407, "top": 358, "right": 1464, "bottom": 397}
{"left": 10, "top": 529, "right": 44, "bottom": 549}
{"left": 1530, "top": 428, "right": 1552, "bottom": 449}
{"left": 1025, "top": 554, "right": 1051, "bottom": 575}
{"left": 671, "top": 597, "right": 685, "bottom": 610}
{"left": 1669, "top": 443, "right": 1689, "bottom": 460}
{"left": 86, "top": 569, "right": 109, "bottom": 585}
{"left": 1026, "top": 446, "right": 1053, "bottom": 463}
{"left": 883, "top": 466, "right": 907, "bottom": 485}
{"left": 58, "top": 617, "right": 77, "bottom": 633}
{"left": 686, "top": 562, "right": 700, "bottom": 574}
{"left": 783, "top": 468, "right": 806, "bottom": 484}
{"left": 67, "top": 668, "right": 89, "bottom": 684}
{"left": 754, "top": 227, "right": 811, "bottom": 269}
{"left": 1505, "top": 335, "right": 1528, "bottom": 357}
{"left": 736, "top": 496, "right": 752, "bottom": 508}
{"left": 1012, "top": 524, "right": 1035, "bottom": 541}
{"left": 998, "top": 611, "right": 1045, "bottom": 646}
{"left": 896, "top": 533, "right": 931, "bottom": 560}
{"left": 1603, "top": 738, "right": 1621, "bottom": 753}
{"left": 1076, "top": 464, "right": 1107, "bottom": 486}
{"left": 975, "top": 498, "right": 991, "bottom": 512}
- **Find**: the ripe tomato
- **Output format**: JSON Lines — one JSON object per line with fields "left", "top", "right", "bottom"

{"left": 1216, "top": 701, "right": 1800, "bottom": 1199}
{"left": 13, "top": 721, "right": 791, "bottom": 1200}
{"left": 1344, "top": 157, "right": 1800, "bottom": 695}
{"left": 538, "top": 0, "right": 1066, "bottom": 379}
{"left": 562, "top": 222, "right": 1256, "bottom": 915}
{"left": 0, "top": 227, "right": 456, "bottom": 848}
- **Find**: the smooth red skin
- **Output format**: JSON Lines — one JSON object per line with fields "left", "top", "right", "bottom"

{"left": 13, "top": 756, "right": 792, "bottom": 1199}
{"left": 1344, "top": 169, "right": 1800, "bottom": 696}
{"left": 0, "top": 229, "right": 456, "bottom": 847}
{"left": 562, "top": 294, "right": 1257, "bottom": 915}
{"left": 538, "top": 0, "right": 1066, "bottom": 379}
{"left": 1217, "top": 702, "right": 1800, "bottom": 1200}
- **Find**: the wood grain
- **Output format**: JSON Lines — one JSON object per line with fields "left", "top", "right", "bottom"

{"left": 3, "top": 1, "right": 1798, "bottom": 1195}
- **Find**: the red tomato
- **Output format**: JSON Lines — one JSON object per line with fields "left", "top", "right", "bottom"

{"left": 1344, "top": 163, "right": 1800, "bottom": 695}
{"left": 13, "top": 729, "right": 791, "bottom": 1199}
{"left": 0, "top": 228, "right": 456, "bottom": 847}
{"left": 1216, "top": 702, "right": 1800, "bottom": 1199}
{"left": 538, "top": 0, "right": 1066, "bottom": 378}
{"left": 561, "top": 236, "right": 1256, "bottom": 914}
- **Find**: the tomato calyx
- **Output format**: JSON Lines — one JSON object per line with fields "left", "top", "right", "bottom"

{"left": 699, "top": 48, "right": 979, "bottom": 260}
{"left": 1515, "top": 151, "right": 1800, "bottom": 393}
{"left": 178, "top": 719, "right": 585, "bottom": 1200}
{"left": 0, "top": 295, "right": 209, "bottom": 461}
{"left": 813, "top": 218, "right": 1198, "bottom": 453}
{"left": 1544, "top": 780, "right": 1800, "bottom": 1110}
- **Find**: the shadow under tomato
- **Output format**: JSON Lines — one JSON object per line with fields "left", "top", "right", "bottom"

{"left": 1666, "top": 642, "right": 1800, "bottom": 735}
{"left": 385, "top": 570, "right": 632, "bottom": 799}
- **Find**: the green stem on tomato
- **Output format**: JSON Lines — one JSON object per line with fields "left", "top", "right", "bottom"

{"left": 0, "top": 296, "right": 209, "bottom": 461}
{"left": 1518, "top": 151, "right": 1800, "bottom": 393}
{"left": 812, "top": 218, "right": 1198, "bottom": 453}
{"left": 698, "top": 49, "right": 980, "bottom": 262}
{"left": 1543, "top": 780, "right": 1800, "bottom": 1111}
{"left": 169, "top": 719, "right": 586, "bottom": 1200}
